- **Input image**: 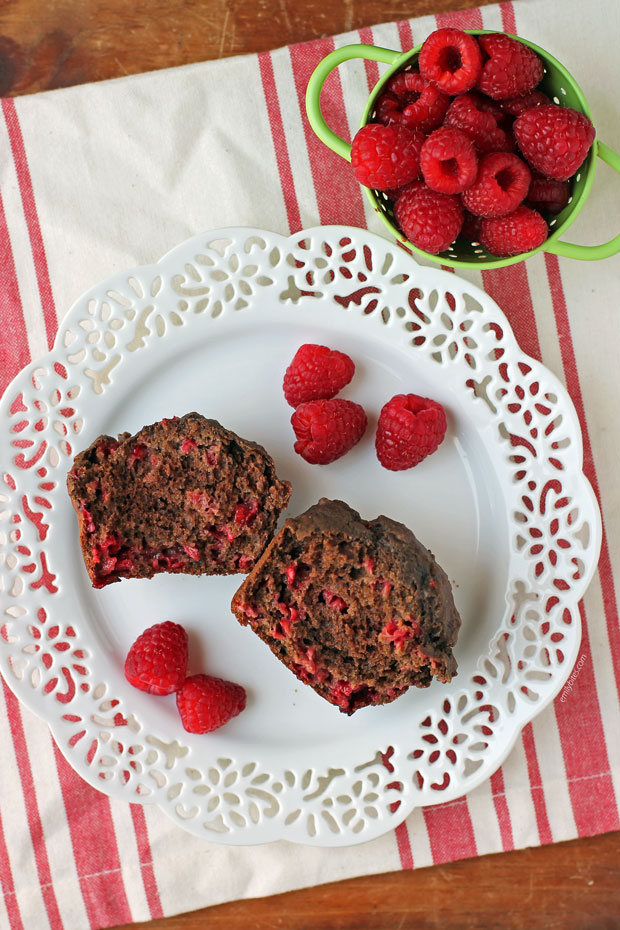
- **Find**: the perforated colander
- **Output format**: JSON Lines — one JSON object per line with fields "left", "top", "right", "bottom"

{"left": 306, "top": 32, "right": 620, "bottom": 269}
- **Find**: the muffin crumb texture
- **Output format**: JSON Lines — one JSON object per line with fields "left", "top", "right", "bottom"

{"left": 66, "top": 412, "right": 291, "bottom": 588}
{"left": 231, "top": 498, "right": 461, "bottom": 714}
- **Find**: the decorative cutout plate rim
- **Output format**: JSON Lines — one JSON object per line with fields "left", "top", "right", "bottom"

{"left": 0, "top": 225, "right": 601, "bottom": 846}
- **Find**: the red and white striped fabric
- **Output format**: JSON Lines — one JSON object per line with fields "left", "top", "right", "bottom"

{"left": 1, "top": 0, "right": 619, "bottom": 926}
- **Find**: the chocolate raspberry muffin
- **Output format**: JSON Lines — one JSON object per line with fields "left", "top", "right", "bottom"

{"left": 67, "top": 413, "right": 291, "bottom": 588}
{"left": 231, "top": 498, "right": 461, "bottom": 714}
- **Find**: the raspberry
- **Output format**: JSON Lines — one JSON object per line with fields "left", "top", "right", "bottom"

{"left": 479, "top": 205, "right": 548, "bottom": 257}
{"left": 475, "top": 94, "right": 511, "bottom": 128}
{"left": 374, "top": 92, "right": 401, "bottom": 125}
{"left": 283, "top": 343, "right": 355, "bottom": 407}
{"left": 476, "top": 33, "right": 543, "bottom": 100}
{"left": 322, "top": 589, "right": 348, "bottom": 612}
{"left": 394, "top": 184, "right": 464, "bottom": 255}
{"left": 375, "top": 394, "right": 447, "bottom": 471}
{"left": 514, "top": 105, "right": 595, "bottom": 181}
{"left": 376, "top": 71, "right": 450, "bottom": 133}
{"left": 419, "top": 28, "right": 482, "bottom": 95}
{"left": 124, "top": 621, "right": 188, "bottom": 695}
{"left": 176, "top": 674, "right": 246, "bottom": 733}
{"left": 444, "top": 93, "right": 512, "bottom": 155}
{"left": 461, "top": 210, "right": 484, "bottom": 242}
{"left": 501, "top": 89, "right": 550, "bottom": 117}
{"left": 420, "top": 127, "right": 478, "bottom": 195}
{"left": 351, "top": 123, "right": 424, "bottom": 190}
{"left": 183, "top": 544, "right": 201, "bottom": 560}
{"left": 128, "top": 443, "right": 148, "bottom": 465}
{"left": 234, "top": 497, "right": 259, "bottom": 525}
{"left": 291, "top": 398, "right": 367, "bottom": 465}
{"left": 527, "top": 174, "right": 571, "bottom": 215}
{"left": 461, "top": 152, "right": 531, "bottom": 217}
{"left": 384, "top": 179, "right": 423, "bottom": 202}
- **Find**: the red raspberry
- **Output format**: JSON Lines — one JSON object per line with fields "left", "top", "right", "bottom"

{"left": 374, "top": 92, "right": 401, "bottom": 125}
{"left": 375, "top": 394, "right": 447, "bottom": 470}
{"left": 444, "top": 94, "right": 512, "bottom": 155}
{"left": 283, "top": 343, "right": 355, "bottom": 408}
{"left": 351, "top": 123, "right": 423, "bottom": 190}
{"left": 501, "top": 89, "right": 550, "bottom": 117}
{"left": 420, "top": 127, "right": 478, "bottom": 195}
{"left": 475, "top": 94, "right": 511, "bottom": 128}
{"left": 376, "top": 71, "right": 450, "bottom": 133}
{"left": 291, "top": 398, "right": 367, "bottom": 465}
{"left": 527, "top": 174, "right": 571, "bottom": 215}
{"left": 476, "top": 33, "right": 543, "bottom": 100}
{"left": 419, "top": 28, "right": 482, "bottom": 95}
{"left": 384, "top": 179, "right": 423, "bottom": 202}
{"left": 177, "top": 674, "right": 246, "bottom": 733}
{"left": 480, "top": 205, "right": 548, "bottom": 257}
{"left": 124, "top": 621, "right": 188, "bottom": 695}
{"left": 394, "top": 183, "right": 464, "bottom": 255}
{"left": 234, "top": 497, "right": 259, "bottom": 525}
{"left": 461, "top": 152, "right": 531, "bottom": 217}
{"left": 461, "top": 210, "right": 484, "bottom": 242}
{"left": 514, "top": 105, "right": 595, "bottom": 181}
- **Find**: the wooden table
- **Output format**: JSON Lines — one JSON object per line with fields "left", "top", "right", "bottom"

{"left": 2, "top": 1, "right": 618, "bottom": 928}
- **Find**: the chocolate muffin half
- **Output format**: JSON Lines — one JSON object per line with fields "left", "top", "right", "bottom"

{"left": 67, "top": 413, "right": 291, "bottom": 588}
{"left": 231, "top": 498, "right": 461, "bottom": 714}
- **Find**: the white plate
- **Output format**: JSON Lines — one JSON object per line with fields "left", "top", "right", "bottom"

{"left": 0, "top": 226, "right": 601, "bottom": 846}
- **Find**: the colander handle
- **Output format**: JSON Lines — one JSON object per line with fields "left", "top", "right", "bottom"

{"left": 305, "top": 44, "right": 402, "bottom": 161}
{"left": 545, "top": 141, "right": 620, "bottom": 260}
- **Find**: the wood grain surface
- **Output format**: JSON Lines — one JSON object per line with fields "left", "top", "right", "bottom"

{"left": 1, "top": 1, "right": 618, "bottom": 928}
{"left": 111, "top": 831, "right": 620, "bottom": 930}
{"left": 0, "top": 0, "right": 493, "bottom": 96}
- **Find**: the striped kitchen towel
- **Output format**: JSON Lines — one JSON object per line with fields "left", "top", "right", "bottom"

{"left": 0, "top": 0, "right": 619, "bottom": 926}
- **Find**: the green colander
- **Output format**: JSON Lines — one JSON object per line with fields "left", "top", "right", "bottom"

{"left": 305, "top": 32, "right": 620, "bottom": 269}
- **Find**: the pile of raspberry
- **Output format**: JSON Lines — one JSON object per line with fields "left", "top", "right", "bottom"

{"left": 125, "top": 621, "right": 246, "bottom": 733}
{"left": 351, "top": 28, "right": 595, "bottom": 258}
{"left": 284, "top": 343, "right": 447, "bottom": 470}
